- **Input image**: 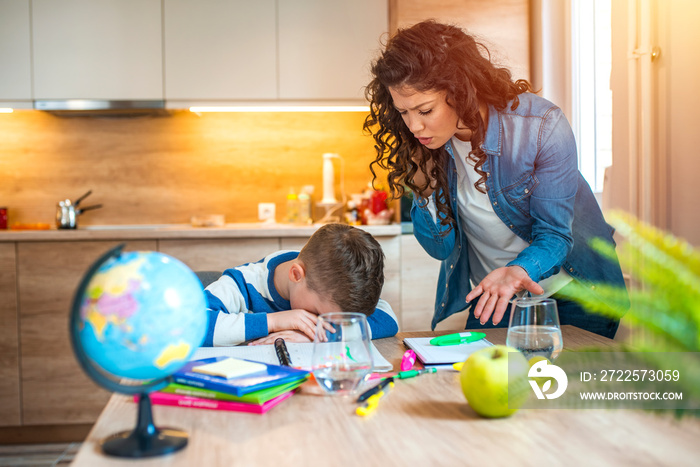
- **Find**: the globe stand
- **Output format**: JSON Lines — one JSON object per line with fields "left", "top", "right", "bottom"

{"left": 69, "top": 243, "right": 208, "bottom": 459}
{"left": 101, "top": 393, "right": 188, "bottom": 458}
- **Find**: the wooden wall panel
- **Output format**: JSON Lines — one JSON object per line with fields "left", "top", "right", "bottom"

{"left": 389, "top": 0, "right": 530, "bottom": 81}
{"left": 17, "top": 240, "right": 156, "bottom": 425}
{"left": 0, "top": 243, "right": 20, "bottom": 426}
{"left": 0, "top": 111, "right": 384, "bottom": 227}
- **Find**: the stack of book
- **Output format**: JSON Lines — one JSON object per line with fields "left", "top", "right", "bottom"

{"left": 145, "top": 356, "right": 310, "bottom": 414}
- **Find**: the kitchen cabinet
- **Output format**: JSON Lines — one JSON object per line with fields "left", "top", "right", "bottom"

{"left": 400, "top": 234, "right": 469, "bottom": 331}
{"left": 2, "top": 225, "right": 405, "bottom": 431}
{"left": 164, "top": 0, "right": 277, "bottom": 101}
{"left": 400, "top": 234, "right": 440, "bottom": 331}
{"left": 17, "top": 240, "right": 156, "bottom": 425}
{"left": 165, "top": 0, "right": 387, "bottom": 106}
{"left": 390, "top": 0, "right": 530, "bottom": 81}
{"left": 4, "top": 0, "right": 387, "bottom": 106}
{"left": 0, "top": 243, "right": 20, "bottom": 426}
{"left": 0, "top": 0, "right": 32, "bottom": 107}
{"left": 31, "top": 0, "right": 162, "bottom": 100}
{"left": 277, "top": 0, "right": 388, "bottom": 100}
{"left": 159, "top": 238, "right": 280, "bottom": 272}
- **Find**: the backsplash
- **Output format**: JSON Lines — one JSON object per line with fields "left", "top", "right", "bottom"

{"left": 0, "top": 110, "right": 385, "bottom": 226}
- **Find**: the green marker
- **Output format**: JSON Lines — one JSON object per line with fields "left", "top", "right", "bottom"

{"left": 394, "top": 368, "right": 437, "bottom": 379}
{"left": 429, "top": 332, "right": 486, "bottom": 346}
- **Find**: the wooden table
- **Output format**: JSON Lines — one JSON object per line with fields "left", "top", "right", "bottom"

{"left": 72, "top": 326, "right": 700, "bottom": 466}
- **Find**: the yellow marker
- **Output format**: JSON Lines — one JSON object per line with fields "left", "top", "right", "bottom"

{"left": 452, "top": 361, "right": 464, "bottom": 372}
{"left": 356, "top": 381, "right": 394, "bottom": 416}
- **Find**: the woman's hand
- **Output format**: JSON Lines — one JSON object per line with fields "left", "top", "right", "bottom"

{"left": 266, "top": 309, "right": 319, "bottom": 341}
{"left": 465, "top": 266, "right": 544, "bottom": 325}
{"left": 248, "top": 330, "right": 312, "bottom": 346}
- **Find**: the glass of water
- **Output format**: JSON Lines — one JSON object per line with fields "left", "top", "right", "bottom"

{"left": 311, "top": 312, "right": 373, "bottom": 396}
{"left": 506, "top": 297, "right": 563, "bottom": 361}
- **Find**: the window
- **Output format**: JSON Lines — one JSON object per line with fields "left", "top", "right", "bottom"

{"left": 571, "top": 0, "right": 612, "bottom": 193}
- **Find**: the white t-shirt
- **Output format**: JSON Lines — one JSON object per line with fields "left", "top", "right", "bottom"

{"left": 444, "top": 137, "right": 572, "bottom": 297}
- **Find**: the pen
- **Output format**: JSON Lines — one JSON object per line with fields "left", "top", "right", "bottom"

{"left": 274, "top": 338, "right": 292, "bottom": 366}
{"left": 356, "top": 377, "right": 394, "bottom": 402}
{"left": 356, "top": 381, "right": 394, "bottom": 416}
{"left": 429, "top": 332, "right": 486, "bottom": 346}
{"left": 394, "top": 368, "right": 437, "bottom": 379}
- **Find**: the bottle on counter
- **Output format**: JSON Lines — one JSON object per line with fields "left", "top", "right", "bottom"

{"left": 286, "top": 188, "right": 299, "bottom": 224}
{"left": 297, "top": 185, "right": 313, "bottom": 225}
{"left": 0, "top": 207, "right": 7, "bottom": 230}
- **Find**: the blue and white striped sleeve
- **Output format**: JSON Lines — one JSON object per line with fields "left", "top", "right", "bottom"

{"left": 366, "top": 298, "right": 399, "bottom": 339}
{"left": 201, "top": 274, "right": 268, "bottom": 346}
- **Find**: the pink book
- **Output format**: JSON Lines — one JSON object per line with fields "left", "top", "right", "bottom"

{"left": 139, "top": 390, "right": 294, "bottom": 414}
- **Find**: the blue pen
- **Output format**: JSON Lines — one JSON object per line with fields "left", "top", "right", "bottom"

{"left": 429, "top": 332, "right": 486, "bottom": 346}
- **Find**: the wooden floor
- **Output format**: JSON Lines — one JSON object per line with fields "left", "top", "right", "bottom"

{"left": 0, "top": 443, "right": 80, "bottom": 467}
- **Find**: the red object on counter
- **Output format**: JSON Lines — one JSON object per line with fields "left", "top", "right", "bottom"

{"left": 0, "top": 207, "right": 7, "bottom": 230}
{"left": 370, "top": 190, "right": 388, "bottom": 214}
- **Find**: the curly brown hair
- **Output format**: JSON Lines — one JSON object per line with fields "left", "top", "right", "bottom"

{"left": 298, "top": 223, "right": 384, "bottom": 316}
{"left": 364, "top": 20, "right": 532, "bottom": 230}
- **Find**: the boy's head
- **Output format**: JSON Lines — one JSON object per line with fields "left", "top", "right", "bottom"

{"left": 295, "top": 223, "right": 385, "bottom": 316}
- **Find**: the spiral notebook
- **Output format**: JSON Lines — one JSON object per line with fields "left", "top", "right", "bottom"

{"left": 192, "top": 342, "right": 393, "bottom": 372}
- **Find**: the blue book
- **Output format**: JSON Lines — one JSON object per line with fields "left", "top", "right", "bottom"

{"left": 172, "top": 357, "right": 309, "bottom": 397}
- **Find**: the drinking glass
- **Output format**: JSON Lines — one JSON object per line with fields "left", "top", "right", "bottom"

{"left": 506, "top": 298, "right": 563, "bottom": 361}
{"left": 311, "top": 312, "right": 373, "bottom": 396}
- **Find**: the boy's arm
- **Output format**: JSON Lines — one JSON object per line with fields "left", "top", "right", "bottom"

{"left": 366, "top": 299, "right": 399, "bottom": 339}
{"left": 202, "top": 274, "right": 268, "bottom": 346}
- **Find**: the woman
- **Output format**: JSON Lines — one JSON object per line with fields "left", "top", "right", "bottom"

{"left": 364, "top": 20, "right": 627, "bottom": 338}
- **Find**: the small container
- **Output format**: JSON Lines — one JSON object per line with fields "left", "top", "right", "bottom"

{"left": 286, "top": 188, "right": 299, "bottom": 224}
{"left": 298, "top": 191, "right": 311, "bottom": 224}
{"left": 0, "top": 207, "right": 7, "bottom": 229}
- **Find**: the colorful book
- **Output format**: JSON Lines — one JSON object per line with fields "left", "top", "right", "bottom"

{"left": 142, "top": 390, "right": 294, "bottom": 414}
{"left": 159, "top": 378, "right": 307, "bottom": 405}
{"left": 172, "top": 357, "right": 309, "bottom": 397}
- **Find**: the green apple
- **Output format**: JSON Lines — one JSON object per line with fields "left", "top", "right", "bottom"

{"left": 460, "top": 345, "right": 529, "bottom": 418}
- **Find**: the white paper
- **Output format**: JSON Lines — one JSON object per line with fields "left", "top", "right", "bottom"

{"left": 191, "top": 341, "right": 393, "bottom": 372}
{"left": 191, "top": 358, "right": 267, "bottom": 378}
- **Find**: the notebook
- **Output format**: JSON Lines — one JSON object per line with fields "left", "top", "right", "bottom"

{"left": 403, "top": 333, "right": 493, "bottom": 368}
{"left": 144, "top": 390, "right": 293, "bottom": 414}
{"left": 191, "top": 341, "right": 393, "bottom": 372}
{"left": 159, "top": 378, "right": 306, "bottom": 405}
{"left": 173, "top": 357, "right": 309, "bottom": 397}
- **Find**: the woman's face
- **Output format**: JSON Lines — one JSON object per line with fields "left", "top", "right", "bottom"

{"left": 389, "top": 86, "right": 471, "bottom": 149}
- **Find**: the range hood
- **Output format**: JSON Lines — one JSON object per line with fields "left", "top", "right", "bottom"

{"left": 34, "top": 99, "right": 165, "bottom": 111}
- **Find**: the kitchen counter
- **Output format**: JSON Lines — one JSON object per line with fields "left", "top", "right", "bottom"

{"left": 0, "top": 223, "right": 401, "bottom": 242}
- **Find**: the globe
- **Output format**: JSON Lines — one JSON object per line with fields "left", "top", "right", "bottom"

{"left": 69, "top": 243, "right": 208, "bottom": 458}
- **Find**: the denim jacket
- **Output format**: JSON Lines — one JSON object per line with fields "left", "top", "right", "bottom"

{"left": 411, "top": 93, "right": 627, "bottom": 329}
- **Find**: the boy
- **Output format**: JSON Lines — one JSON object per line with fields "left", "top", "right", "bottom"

{"left": 202, "top": 223, "right": 398, "bottom": 346}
